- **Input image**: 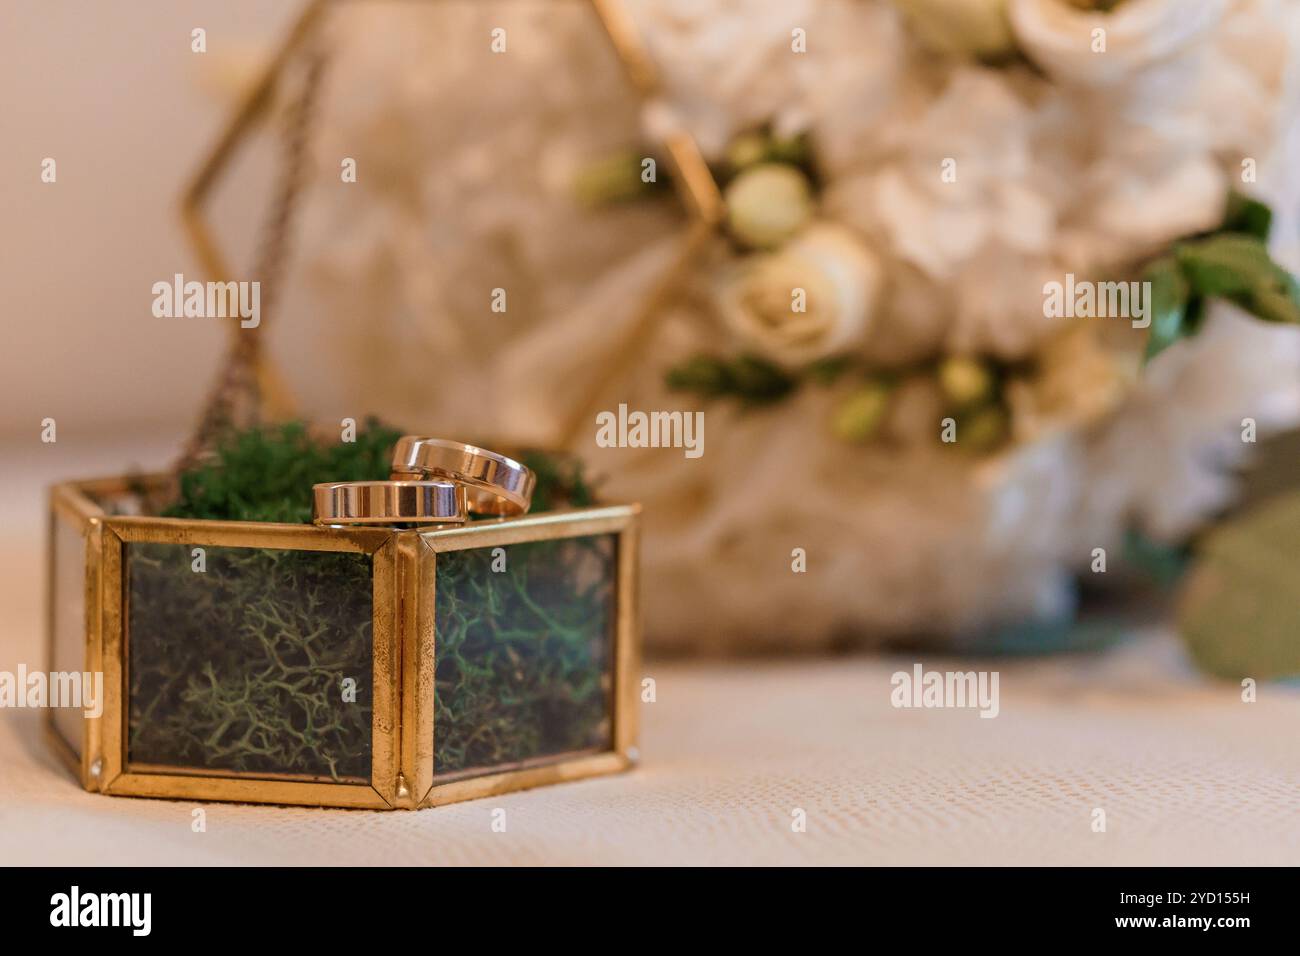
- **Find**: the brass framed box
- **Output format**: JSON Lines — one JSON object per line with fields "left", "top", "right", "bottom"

{"left": 46, "top": 475, "right": 639, "bottom": 809}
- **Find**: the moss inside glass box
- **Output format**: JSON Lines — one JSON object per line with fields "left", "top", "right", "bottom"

{"left": 434, "top": 535, "right": 615, "bottom": 777}
{"left": 126, "top": 542, "right": 374, "bottom": 780}
{"left": 116, "top": 421, "right": 610, "bottom": 785}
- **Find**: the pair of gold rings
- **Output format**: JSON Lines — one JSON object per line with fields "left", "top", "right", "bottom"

{"left": 311, "top": 437, "right": 536, "bottom": 526}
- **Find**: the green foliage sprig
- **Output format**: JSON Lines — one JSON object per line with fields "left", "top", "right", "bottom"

{"left": 666, "top": 352, "right": 1019, "bottom": 451}
{"left": 718, "top": 126, "right": 818, "bottom": 191}
{"left": 664, "top": 353, "right": 799, "bottom": 408}
{"left": 572, "top": 149, "right": 674, "bottom": 207}
{"left": 1144, "top": 193, "right": 1300, "bottom": 360}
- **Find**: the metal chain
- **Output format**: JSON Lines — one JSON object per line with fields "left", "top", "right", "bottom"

{"left": 176, "top": 37, "right": 331, "bottom": 473}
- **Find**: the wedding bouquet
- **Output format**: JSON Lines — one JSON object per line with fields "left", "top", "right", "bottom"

{"left": 277, "top": 0, "right": 1300, "bottom": 653}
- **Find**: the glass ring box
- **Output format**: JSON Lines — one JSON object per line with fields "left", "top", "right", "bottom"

{"left": 47, "top": 474, "right": 639, "bottom": 809}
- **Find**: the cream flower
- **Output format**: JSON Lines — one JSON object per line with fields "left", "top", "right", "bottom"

{"left": 717, "top": 223, "right": 883, "bottom": 366}
{"left": 1003, "top": 322, "right": 1138, "bottom": 444}
{"left": 1009, "top": 0, "right": 1229, "bottom": 86}
{"left": 892, "top": 0, "right": 1016, "bottom": 59}
{"left": 865, "top": 68, "right": 1056, "bottom": 284}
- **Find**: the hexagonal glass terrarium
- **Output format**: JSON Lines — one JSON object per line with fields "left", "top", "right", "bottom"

{"left": 46, "top": 475, "right": 639, "bottom": 809}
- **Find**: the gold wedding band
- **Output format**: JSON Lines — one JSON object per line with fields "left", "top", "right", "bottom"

{"left": 390, "top": 437, "right": 535, "bottom": 516}
{"left": 312, "top": 480, "right": 468, "bottom": 526}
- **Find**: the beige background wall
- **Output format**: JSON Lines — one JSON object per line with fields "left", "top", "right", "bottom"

{"left": 0, "top": 1, "right": 294, "bottom": 445}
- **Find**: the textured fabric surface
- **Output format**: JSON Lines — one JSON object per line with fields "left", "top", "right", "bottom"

{"left": 3, "top": 634, "right": 1299, "bottom": 865}
{"left": 3, "top": 442, "right": 1299, "bottom": 865}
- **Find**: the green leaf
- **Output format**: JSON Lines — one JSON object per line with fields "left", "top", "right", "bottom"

{"left": 665, "top": 353, "right": 797, "bottom": 408}
{"left": 1181, "top": 296, "right": 1208, "bottom": 336}
{"left": 1121, "top": 527, "right": 1190, "bottom": 589}
{"left": 765, "top": 132, "right": 813, "bottom": 170}
{"left": 1250, "top": 284, "right": 1300, "bottom": 325}
{"left": 727, "top": 354, "right": 799, "bottom": 406}
{"left": 1178, "top": 491, "right": 1300, "bottom": 680}
{"left": 572, "top": 150, "right": 666, "bottom": 207}
{"left": 805, "top": 354, "right": 853, "bottom": 385}
{"left": 955, "top": 404, "right": 1010, "bottom": 454}
{"left": 519, "top": 450, "right": 595, "bottom": 512}
{"left": 664, "top": 355, "right": 733, "bottom": 398}
{"left": 1173, "top": 232, "right": 1300, "bottom": 327}
{"left": 1141, "top": 256, "right": 1191, "bottom": 361}
{"left": 1222, "top": 191, "right": 1273, "bottom": 240}
{"left": 830, "top": 381, "right": 892, "bottom": 443}
{"left": 1174, "top": 233, "right": 1283, "bottom": 298}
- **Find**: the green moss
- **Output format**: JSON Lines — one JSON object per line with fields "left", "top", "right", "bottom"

{"left": 127, "top": 422, "right": 610, "bottom": 782}
{"left": 164, "top": 420, "right": 594, "bottom": 522}
{"left": 518, "top": 449, "right": 596, "bottom": 513}
{"left": 164, "top": 419, "right": 405, "bottom": 524}
{"left": 128, "top": 543, "right": 373, "bottom": 780}
{"left": 434, "top": 536, "right": 614, "bottom": 776}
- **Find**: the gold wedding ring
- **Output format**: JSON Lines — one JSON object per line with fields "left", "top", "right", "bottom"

{"left": 312, "top": 480, "right": 468, "bottom": 526}
{"left": 390, "top": 437, "right": 535, "bottom": 516}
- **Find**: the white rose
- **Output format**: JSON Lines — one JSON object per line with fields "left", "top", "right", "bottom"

{"left": 892, "top": 0, "right": 1016, "bottom": 59}
{"left": 1009, "top": 0, "right": 1228, "bottom": 86}
{"left": 716, "top": 223, "right": 883, "bottom": 367}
